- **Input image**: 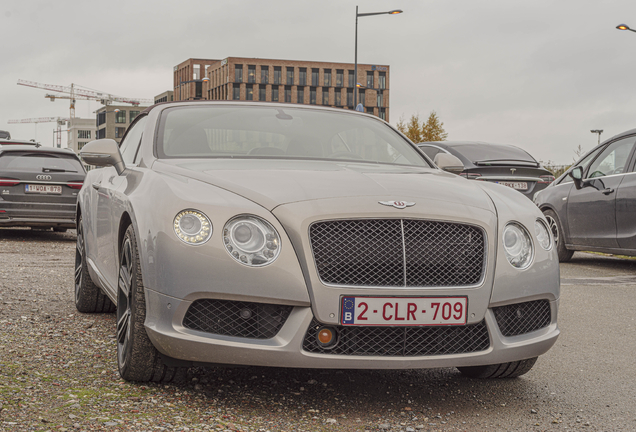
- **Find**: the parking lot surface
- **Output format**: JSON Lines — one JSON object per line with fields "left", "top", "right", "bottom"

{"left": 1, "top": 228, "right": 635, "bottom": 431}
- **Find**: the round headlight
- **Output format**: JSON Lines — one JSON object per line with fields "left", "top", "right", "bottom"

{"left": 534, "top": 219, "right": 552, "bottom": 251}
{"left": 502, "top": 223, "right": 533, "bottom": 269}
{"left": 173, "top": 210, "right": 212, "bottom": 245}
{"left": 224, "top": 215, "right": 281, "bottom": 266}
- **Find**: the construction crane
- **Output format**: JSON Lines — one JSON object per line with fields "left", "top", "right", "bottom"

{"left": 8, "top": 117, "right": 69, "bottom": 147}
{"left": 17, "top": 80, "right": 153, "bottom": 118}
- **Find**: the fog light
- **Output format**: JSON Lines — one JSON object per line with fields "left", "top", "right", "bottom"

{"left": 316, "top": 326, "right": 338, "bottom": 348}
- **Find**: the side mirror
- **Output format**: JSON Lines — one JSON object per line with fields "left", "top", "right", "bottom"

{"left": 434, "top": 153, "right": 464, "bottom": 175}
{"left": 80, "top": 139, "right": 125, "bottom": 175}
{"left": 569, "top": 166, "right": 583, "bottom": 189}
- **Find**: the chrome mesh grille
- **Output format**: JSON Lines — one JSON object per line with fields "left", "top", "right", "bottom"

{"left": 183, "top": 300, "right": 292, "bottom": 339}
{"left": 310, "top": 219, "right": 485, "bottom": 287}
{"left": 493, "top": 300, "right": 551, "bottom": 336}
{"left": 302, "top": 319, "right": 490, "bottom": 356}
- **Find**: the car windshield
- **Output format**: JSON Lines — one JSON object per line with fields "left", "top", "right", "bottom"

{"left": 0, "top": 151, "right": 84, "bottom": 173}
{"left": 452, "top": 144, "right": 537, "bottom": 165}
{"left": 157, "top": 105, "right": 431, "bottom": 167}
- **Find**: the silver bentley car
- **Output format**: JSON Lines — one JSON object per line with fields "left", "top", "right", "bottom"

{"left": 76, "top": 101, "right": 559, "bottom": 382}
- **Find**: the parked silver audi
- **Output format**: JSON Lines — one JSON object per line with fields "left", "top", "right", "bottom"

{"left": 75, "top": 101, "right": 559, "bottom": 383}
{"left": 0, "top": 145, "right": 85, "bottom": 231}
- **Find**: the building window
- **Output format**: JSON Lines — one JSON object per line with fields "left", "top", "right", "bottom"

{"left": 324, "top": 69, "right": 331, "bottom": 87}
{"left": 246, "top": 84, "right": 254, "bottom": 100}
{"left": 299, "top": 68, "right": 307, "bottom": 86}
{"left": 286, "top": 67, "right": 294, "bottom": 85}
{"left": 366, "top": 107, "right": 374, "bottom": 115}
{"left": 335, "top": 90, "right": 341, "bottom": 106}
{"left": 336, "top": 69, "right": 343, "bottom": 87}
{"left": 129, "top": 111, "right": 140, "bottom": 122}
{"left": 285, "top": 85, "right": 292, "bottom": 103}
{"left": 348, "top": 70, "right": 355, "bottom": 88}
{"left": 379, "top": 72, "right": 386, "bottom": 89}
{"left": 115, "top": 127, "right": 126, "bottom": 138}
{"left": 272, "top": 86, "right": 279, "bottom": 102}
{"left": 78, "top": 130, "right": 91, "bottom": 139}
{"left": 235, "top": 65, "right": 243, "bottom": 83}
{"left": 379, "top": 108, "right": 386, "bottom": 120}
{"left": 297, "top": 86, "right": 304, "bottom": 104}
{"left": 312, "top": 69, "right": 319, "bottom": 86}
{"left": 322, "top": 88, "right": 329, "bottom": 105}
{"left": 367, "top": 71, "right": 374, "bottom": 88}
{"left": 377, "top": 90, "right": 384, "bottom": 107}
{"left": 274, "top": 66, "right": 282, "bottom": 84}
{"left": 195, "top": 82, "right": 203, "bottom": 99}
{"left": 97, "top": 112, "right": 106, "bottom": 126}
{"left": 97, "top": 128, "right": 106, "bottom": 139}
{"left": 347, "top": 88, "right": 353, "bottom": 107}
{"left": 259, "top": 84, "right": 266, "bottom": 101}
{"left": 233, "top": 85, "right": 240, "bottom": 100}
{"left": 359, "top": 90, "right": 366, "bottom": 107}
{"left": 310, "top": 87, "right": 316, "bottom": 105}
{"left": 78, "top": 142, "right": 87, "bottom": 150}
{"left": 248, "top": 65, "right": 256, "bottom": 83}
{"left": 261, "top": 66, "right": 269, "bottom": 84}
{"left": 115, "top": 110, "right": 127, "bottom": 124}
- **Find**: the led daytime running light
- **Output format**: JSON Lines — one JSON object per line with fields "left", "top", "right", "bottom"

{"left": 173, "top": 210, "right": 212, "bottom": 245}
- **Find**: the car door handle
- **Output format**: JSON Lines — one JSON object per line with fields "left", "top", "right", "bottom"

{"left": 602, "top": 188, "right": 615, "bottom": 195}
{"left": 92, "top": 182, "right": 101, "bottom": 190}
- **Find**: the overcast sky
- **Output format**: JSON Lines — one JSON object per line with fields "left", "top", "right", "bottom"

{"left": 2, "top": 0, "right": 636, "bottom": 164}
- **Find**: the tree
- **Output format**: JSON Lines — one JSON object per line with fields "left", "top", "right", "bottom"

{"left": 396, "top": 111, "right": 447, "bottom": 143}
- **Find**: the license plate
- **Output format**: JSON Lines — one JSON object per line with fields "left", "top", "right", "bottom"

{"left": 496, "top": 181, "right": 528, "bottom": 190}
{"left": 341, "top": 296, "right": 468, "bottom": 326}
{"left": 25, "top": 184, "right": 62, "bottom": 194}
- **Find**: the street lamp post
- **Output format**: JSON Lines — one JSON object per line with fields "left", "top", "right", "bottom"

{"left": 178, "top": 77, "right": 210, "bottom": 101}
{"left": 590, "top": 129, "right": 603, "bottom": 146}
{"left": 616, "top": 24, "right": 636, "bottom": 33}
{"left": 353, "top": 7, "right": 402, "bottom": 109}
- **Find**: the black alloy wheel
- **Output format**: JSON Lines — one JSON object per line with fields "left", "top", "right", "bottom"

{"left": 116, "top": 235, "right": 134, "bottom": 370}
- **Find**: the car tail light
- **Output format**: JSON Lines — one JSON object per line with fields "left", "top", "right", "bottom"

{"left": 538, "top": 175, "right": 555, "bottom": 184}
{"left": 66, "top": 182, "right": 84, "bottom": 189}
{"left": 0, "top": 178, "right": 20, "bottom": 186}
{"left": 460, "top": 172, "right": 482, "bottom": 180}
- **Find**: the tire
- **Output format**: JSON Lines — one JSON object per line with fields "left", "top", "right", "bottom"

{"left": 75, "top": 216, "right": 116, "bottom": 313}
{"left": 457, "top": 357, "right": 538, "bottom": 379}
{"left": 543, "top": 209, "right": 574, "bottom": 262}
{"left": 116, "top": 224, "right": 185, "bottom": 383}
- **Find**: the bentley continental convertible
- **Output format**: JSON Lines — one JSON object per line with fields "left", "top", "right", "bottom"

{"left": 75, "top": 101, "right": 559, "bottom": 382}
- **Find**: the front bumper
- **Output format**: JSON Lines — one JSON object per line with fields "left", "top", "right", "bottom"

{"left": 144, "top": 288, "right": 559, "bottom": 369}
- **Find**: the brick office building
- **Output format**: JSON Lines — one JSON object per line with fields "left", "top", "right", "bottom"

{"left": 174, "top": 57, "right": 390, "bottom": 121}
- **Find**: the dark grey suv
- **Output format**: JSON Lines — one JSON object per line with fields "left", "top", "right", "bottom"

{"left": 534, "top": 129, "right": 636, "bottom": 261}
{"left": 0, "top": 145, "right": 86, "bottom": 231}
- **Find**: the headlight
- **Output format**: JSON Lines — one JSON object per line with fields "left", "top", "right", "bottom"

{"left": 173, "top": 210, "right": 212, "bottom": 245}
{"left": 534, "top": 219, "right": 552, "bottom": 251}
{"left": 224, "top": 215, "right": 281, "bottom": 266}
{"left": 502, "top": 223, "right": 533, "bottom": 269}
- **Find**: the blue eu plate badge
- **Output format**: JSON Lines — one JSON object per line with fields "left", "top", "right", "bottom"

{"left": 341, "top": 297, "right": 356, "bottom": 324}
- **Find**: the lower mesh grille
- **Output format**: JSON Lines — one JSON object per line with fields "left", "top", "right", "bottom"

{"left": 493, "top": 300, "right": 551, "bottom": 336}
{"left": 302, "top": 319, "right": 490, "bottom": 356}
{"left": 183, "top": 300, "right": 293, "bottom": 339}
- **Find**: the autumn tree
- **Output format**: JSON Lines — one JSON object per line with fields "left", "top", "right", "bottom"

{"left": 396, "top": 111, "right": 448, "bottom": 143}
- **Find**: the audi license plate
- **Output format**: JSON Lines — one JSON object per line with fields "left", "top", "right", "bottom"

{"left": 496, "top": 181, "right": 528, "bottom": 190}
{"left": 25, "top": 184, "right": 62, "bottom": 194}
{"left": 341, "top": 296, "right": 467, "bottom": 326}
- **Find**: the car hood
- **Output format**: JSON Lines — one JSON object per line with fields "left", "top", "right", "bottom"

{"left": 152, "top": 159, "right": 495, "bottom": 212}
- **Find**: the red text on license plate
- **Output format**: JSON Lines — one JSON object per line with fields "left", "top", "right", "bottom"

{"left": 341, "top": 296, "right": 467, "bottom": 326}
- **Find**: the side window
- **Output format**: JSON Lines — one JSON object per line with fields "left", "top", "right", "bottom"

{"left": 119, "top": 116, "right": 147, "bottom": 165}
{"left": 561, "top": 147, "right": 601, "bottom": 184}
{"left": 419, "top": 145, "right": 442, "bottom": 161}
{"left": 586, "top": 137, "right": 636, "bottom": 179}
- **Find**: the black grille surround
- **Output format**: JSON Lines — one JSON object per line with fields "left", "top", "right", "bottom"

{"left": 493, "top": 300, "right": 551, "bottom": 336}
{"left": 302, "top": 319, "right": 490, "bottom": 357}
{"left": 183, "top": 299, "right": 293, "bottom": 339}
{"left": 309, "top": 219, "right": 486, "bottom": 288}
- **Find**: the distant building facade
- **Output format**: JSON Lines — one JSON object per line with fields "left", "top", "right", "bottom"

{"left": 173, "top": 57, "right": 390, "bottom": 121}
{"left": 154, "top": 90, "right": 174, "bottom": 104}
{"left": 95, "top": 105, "right": 148, "bottom": 145}
{"left": 67, "top": 118, "right": 96, "bottom": 153}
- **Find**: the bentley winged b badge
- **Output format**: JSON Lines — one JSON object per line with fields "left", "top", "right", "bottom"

{"left": 379, "top": 200, "right": 416, "bottom": 209}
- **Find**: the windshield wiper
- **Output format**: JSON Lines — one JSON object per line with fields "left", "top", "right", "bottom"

{"left": 42, "top": 167, "right": 77, "bottom": 173}
{"left": 473, "top": 159, "right": 538, "bottom": 167}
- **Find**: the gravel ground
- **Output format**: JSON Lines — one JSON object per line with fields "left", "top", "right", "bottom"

{"left": 1, "top": 227, "right": 634, "bottom": 432}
